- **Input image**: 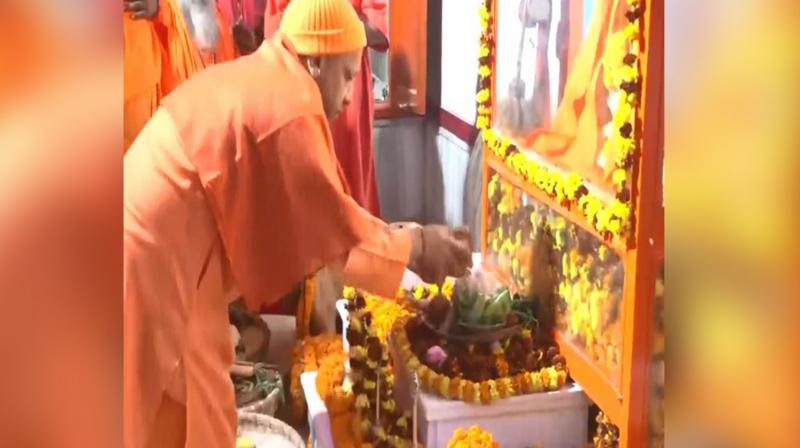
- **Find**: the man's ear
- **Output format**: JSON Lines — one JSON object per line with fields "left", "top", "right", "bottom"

{"left": 304, "top": 56, "right": 323, "bottom": 78}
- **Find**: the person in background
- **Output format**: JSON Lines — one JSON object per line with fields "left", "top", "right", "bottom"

{"left": 264, "top": 0, "right": 388, "bottom": 218}
{"left": 123, "top": 0, "right": 166, "bottom": 151}
{"left": 177, "top": 0, "right": 238, "bottom": 65}
{"left": 219, "top": 0, "right": 266, "bottom": 54}
{"left": 123, "top": 0, "right": 238, "bottom": 152}
{"left": 123, "top": 0, "right": 472, "bottom": 446}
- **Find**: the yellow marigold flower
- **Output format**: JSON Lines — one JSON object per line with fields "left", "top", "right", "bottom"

{"left": 612, "top": 168, "right": 627, "bottom": 188}
{"left": 613, "top": 100, "right": 633, "bottom": 128}
{"left": 615, "top": 64, "right": 639, "bottom": 85}
{"left": 449, "top": 378, "right": 464, "bottom": 400}
{"left": 350, "top": 346, "right": 367, "bottom": 360}
{"left": 482, "top": 128, "right": 496, "bottom": 144}
{"left": 614, "top": 137, "right": 635, "bottom": 162}
{"left": 343, "top": 286, "right": 356, "bottom": 299}
{"left": 607, "top": 217, "right": 622, "bottom": 236}
{"left": 441, "top": 277, "right": 455, "bottom": 299}
{"left": 583, "top": 196, "right": 603, "bottom": 225}
{"left": 595, "top": 208, "right": 612, "bottom": 232}
{"left": 569, "top": 258, "right": 579, "bottom": 280}
{"left": 412, "top": 284, "right": 426, "bottom": 300}
{"left": 624, "top": 21, "right": 640, "bottom": 40}
{"left": 557, "top": 369, "right": 568, "bottom": 387}
{"left": 598, "top": 245, "right": 608, "bottom": 261}
{"left": 533, "top": 167, "right": 548, "bottom": 189}
{"left": 478, "top": 5, "right": 489, "bottom": 20}
{"left": 479, "top": 381, "right": 492, "bottom": 403}
{"left": 487, "top": 175, "right": 498, "bottom": 198}
{"left": 498, "top": 377, "right": 514, "bottom": 398}
{"left": 530, "top": 370, "right": 543, "bottom": 392}
{"left": 546, "top": 367, "right": 560, "bottom": 390}
{"left": 439, "top": 375, "right": 451, "bottom": 398}
{"left": 610, "top": 198, "right": 631, "bottom": 219}
{"left": 476, "top": 115, "right": 489, "bottom": 130}
{"left": 564, "top": 172, "right": 582, "bottom": 198}
{"left": 476, "top": 88, "right": 490, "bottom": 103}
{"left": 355, "top": 394, "right": 370, "bottom": 409}
{"left": 428, "top": 284, "right": 440, "bottom": 298}
{"left": 396, "top": 416, "right": 408, "bottom": 429}
{"left": 463, "top": 381, "right": 479, "bottom": 403}
{"left": 478, "top": 65, "right": 491, "bottom": 78}
{"left": 382, "top": 399, "right": 396, "bottom": 412}
{"left": 501, "top": 239, "right": 515, "bottom": 256}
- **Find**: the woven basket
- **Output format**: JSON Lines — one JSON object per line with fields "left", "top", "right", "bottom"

{"left": 237, "top": 412, "right": 304, "bottom": 448}
{"left": 238, "top": 387, "right": 282, "bottom": 416}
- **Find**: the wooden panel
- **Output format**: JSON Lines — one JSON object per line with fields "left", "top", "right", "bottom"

{"left": 619, "top": 0, "right": 663, "bottom": 446}
{"left": 480, "top": 2, "right": 665, "bottom": 446}
{"left": 556, "top": 333, "right": 624, "bottom": 424}
{"left": 388, "top": 0, "right": 428, "bottom": 115}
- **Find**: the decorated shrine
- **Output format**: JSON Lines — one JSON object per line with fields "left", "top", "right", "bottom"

{"left": 233, "top": 0, "right": 663, "bottom": 446}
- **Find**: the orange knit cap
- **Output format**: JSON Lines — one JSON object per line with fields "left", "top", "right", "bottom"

{"left": 279, "top": 0, "right": 367, "bottom": 55}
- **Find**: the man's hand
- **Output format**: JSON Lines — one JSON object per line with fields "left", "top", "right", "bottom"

{"left": 409, "top": 225, "right": 473, "bottom": 285}
{"left": 124, "top": 0, "right": 159, "bottom": 20}
{"left": 357, "top": 12, "right": 389, "bottom": 51}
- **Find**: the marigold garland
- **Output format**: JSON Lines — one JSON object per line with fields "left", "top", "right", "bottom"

{"left": 344, "top": 289, "right": 414, "bottom": 446}
{"left": 476, "top": 0, "right": 644, "bottom": 242}
{"left": 288, "top": 334, "right": 343, "bottom": 422}
{"left": 391, "top": 316, "right": 568, "bottom": 405}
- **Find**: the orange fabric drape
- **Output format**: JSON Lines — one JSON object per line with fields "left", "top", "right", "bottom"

{"left": 522, "top": 0, "right": 625, "bottom": 185}
{"left": 123, "top": 16, "right": 163, "bottom": 152}
{"left": 296, "top": 277, "right": 315, "bottom": 339}
{"left": 158, "top": 0, "right": 206, "bottom": 93}
{"left": 124, "top": 0, "right": 240, "bottom": 152}
{"left": 201, "top": 4, "right": 240, "bottom": 65}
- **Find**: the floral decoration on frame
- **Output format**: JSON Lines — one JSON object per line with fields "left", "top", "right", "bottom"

{"left": 476, "top": 0, "right": 645, "bottom": 243}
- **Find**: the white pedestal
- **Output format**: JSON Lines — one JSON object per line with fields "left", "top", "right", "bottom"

{"left": 390, "top": 341, "right": 589, "bottom": 448}
{"left": 417, "top": 385, "right": 588, "bottom": 448}
{"left": 301, "top": 371, "right": 334, "bottom": 448}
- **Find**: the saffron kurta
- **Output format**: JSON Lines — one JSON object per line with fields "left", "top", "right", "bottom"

{"left": 124, "top": 35, "right": 410, "bottom": 448}
{"left": 264, "top": 0, "right": 387, "bottom": 217}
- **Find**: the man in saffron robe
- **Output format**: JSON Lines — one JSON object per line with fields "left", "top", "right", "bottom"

{"left": 265, "top": 0, "right": 388, "bottom": 217}
{"left": 123, "top": 0, "right": 472, "bottom": 446}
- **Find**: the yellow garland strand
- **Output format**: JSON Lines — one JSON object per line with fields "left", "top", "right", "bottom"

{"left": 391, "top": 316, "right": 568, "bottom": 405}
